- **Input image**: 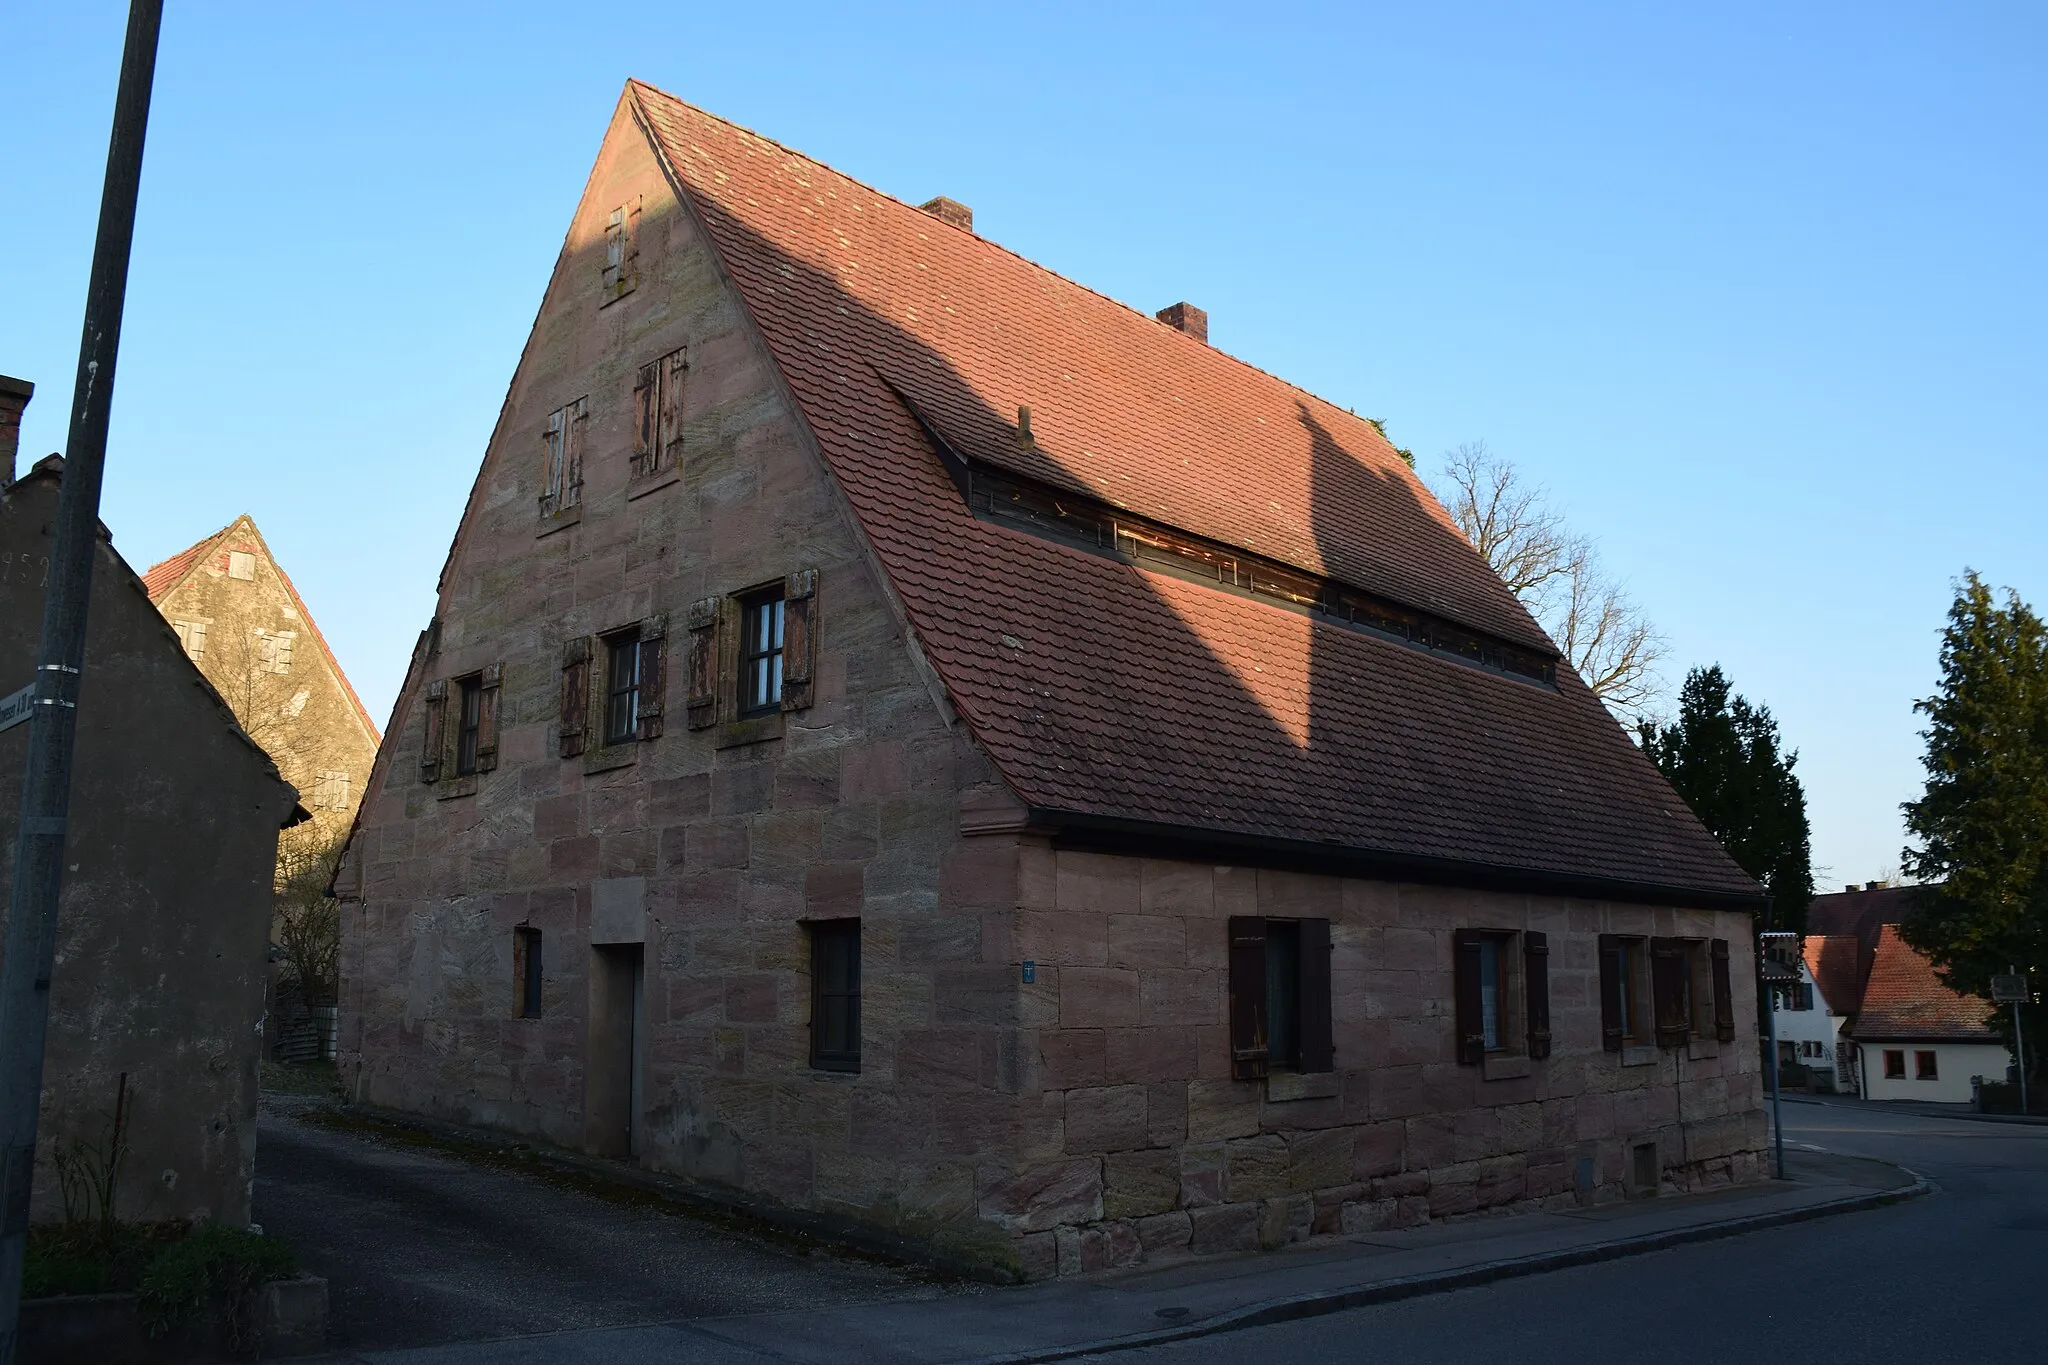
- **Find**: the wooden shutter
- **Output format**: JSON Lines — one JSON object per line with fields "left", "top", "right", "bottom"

{"left": 1452, "top": 929, "right": 1485, "bottom": 1065}
{"left": 419, "top": 680, "right": 446, "bottom": 783}
{"left": 1651, "top": 937, "right": 1690, "bottom": 1048}
{"left": 632, "top": 361, "right": 660, "bottom": 477}
{"left": 1298, "top": 918, "right": 1334, "bottom": 1074}
{"left": 559, "top": 637, "right": 590, "bottom": 757}
{"left": 1597, "top": 934, "right": 1624, "bottom": 1052}
{"left": 781, "top": 568, "right": 818, "bottom": 712}
{"left": 636, "top": 615, "right": 667, "bottom": 741}
{"left": 659, "top": 349, "right": 687, "bottom": 473}
{"left": 1523, "top": 930, "right": 1551, "bottom": 1060}
{"left": 475, "top": 664, "right": 503, "bottom": 772}
{"left": 541, "top": 409, "right": 564, "bottom": 502}
{"left": 686, "top": 596, "right": 720, "bottom": 730}
{"left": 564, "top": 398, "right": 588, "bottom": 503}
{"left": 1711, "top": 938, "right": 1736, "bottom": 1043}
{"left": 1227, "top": 917, "right": 1269, "bottom": 1081}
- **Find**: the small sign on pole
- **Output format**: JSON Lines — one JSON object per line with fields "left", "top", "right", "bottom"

{"left": 0, "top": 683, "right": 34, "bottom": 736}
{"left": 1992, "top": 975, "right": 2029, "bottom": 1004}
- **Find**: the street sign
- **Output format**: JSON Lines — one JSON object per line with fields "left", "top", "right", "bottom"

{"left": 1992, "top": 975, "right": 2030, "bottom": 1004}
{"left": 0, "top": 683, "right": 33, "bottom": 735}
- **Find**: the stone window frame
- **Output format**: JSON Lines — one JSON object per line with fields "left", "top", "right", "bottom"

{"left": 514, "top": 925, "right": 544, "bottom": 1020}
{"left": 560, "top": 617, "right": 666, "bottom": 774}
{"left": 1454, "top": 928, "right": 1551, "bottom": 1076}
{"left": 806, "top": 917, "right": 862, "bottom": 1073}
{"left": 687, "top": 569, "right": 818, "bottom": 750}
{"left": 1599, "top": 933, "right": 1658, "bottom": 1062}
{"left": 1225, "top": 916, "right": 1334, "bottom": 1087}
{"left": 1648, "top": 936, "right": 1736, "bottom": 1052}
{"left": 420, "top": 664, "right": 502, "bottom": 798}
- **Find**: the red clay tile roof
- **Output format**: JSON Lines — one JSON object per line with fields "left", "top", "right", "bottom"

{"left": 142, "top": 518, "right": 382, "bottom": 743}
{"left": 1802, "top": 935, "right": 1866, "bottom": 1015}
{"left": 1853, "top": 925, "right": 1999, "bottom": 1042}
{"left": 629, "top": 82, "right": 1759, "bottom": 903}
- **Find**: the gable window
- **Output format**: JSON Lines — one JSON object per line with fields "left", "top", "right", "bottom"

{"left": 455, "top": 675, "right": 484, "bottom": 776}
{"left": 514, "top": 926, "right": 544, "bottom": 1019}
{"left": 540, "top": 398, "right": 589, "bottom": 517}
{"left": 740, "top": 588, "right": 786, "bottom": 715}
{"left": 604, "top": 631, "right": 643, "bottom": 746}
{"left": 602, "top": 200, "right": 639, "bottom": 302}
{"left": 1226, "top": 917, "right": 1334, "bottom": 1080}
{"left": 228, "top": 550, "right": 256, "bottom": 580}
{"left": 1883, "top": 1049, "right": 1906, "bottom": 1080}
{"left": 1915, "top": 1050, "right": 1938, "bottom": 1080}
{"left": 312, "top": 770, "right": 351, "bottom": 812}
{"left": 809, "top": 919, "right": 861, "bottom": 1072}
{"left": 171, "top": 618, "right": 208, "bottom": 660}
{"left": 254, "top": 627, "right": 295, "bottom": 675}
{"left": 632, "top": 349, "right": 686, "bottom": 481}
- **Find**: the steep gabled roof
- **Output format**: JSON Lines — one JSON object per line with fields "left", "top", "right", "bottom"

{"left": 1802, "top": 935, "right": 1866, "bottom": 1015}
{"left": 1853, "top": 925, "right": 1999, "bottom": 1043}
{"left": 142, "top": 517, "right": 381, "bottom": 744}
{"left": 628, "top": 82, "right": 1759, "bottom": 904}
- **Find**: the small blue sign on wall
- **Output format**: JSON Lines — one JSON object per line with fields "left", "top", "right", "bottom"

{"left": 1021, "top": 960, "right": 1036, "bottom": 984}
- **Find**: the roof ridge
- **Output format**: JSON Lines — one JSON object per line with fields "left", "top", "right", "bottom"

{"left": 621, "top": 79, "right": 1423, "bottom": 480}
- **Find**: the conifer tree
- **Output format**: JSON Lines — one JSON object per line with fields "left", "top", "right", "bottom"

{"left": 1640, "top": 665, "right": 1814, "bottom": 932}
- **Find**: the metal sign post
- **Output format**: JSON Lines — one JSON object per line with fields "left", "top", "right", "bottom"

{"left": 0, "top": 4, "right": 162, "bottom": 1361}
{"left": 1758, "top": 932, "right": 1800, "bottom": 1181}
{"left": 1992, "top": 971, "right": 2030, "bottom": 1115}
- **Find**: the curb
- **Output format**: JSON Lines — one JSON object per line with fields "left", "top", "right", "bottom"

{"left": 1780, "top": 1095, "right": 2048, "bottom": 1126}
{"left": 969, "top": 1174, "right": 1931, "bottom": 1364}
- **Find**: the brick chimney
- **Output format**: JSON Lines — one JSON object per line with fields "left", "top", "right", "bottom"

{"left": 0, "top": 375, "right": 32, "bottom": 487}
{"left": 918, "top": 197, "right": 973, "bottom": 233}
{"left": 1156, "top": 302, "right": 1207, "bottom": 343}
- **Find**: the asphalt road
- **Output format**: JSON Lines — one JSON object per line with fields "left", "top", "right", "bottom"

{"left": 1102, "top": 1101, "right": 2048, "bottom": 1365}
{"left": 252, "top": 1097, "right": 966, "bottom": 1355}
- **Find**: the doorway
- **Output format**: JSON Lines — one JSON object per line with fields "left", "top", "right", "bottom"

{"left": 587, "top": 943, "right": 643, "bottom": 1159}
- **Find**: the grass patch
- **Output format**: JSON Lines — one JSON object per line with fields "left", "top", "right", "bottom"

{"left": 26, "top": 1220, "right": 297, "bottom": 1340}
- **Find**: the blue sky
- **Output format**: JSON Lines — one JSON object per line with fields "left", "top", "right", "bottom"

{"left": 3, "top": 3, "right": 2042, "bottom": 888}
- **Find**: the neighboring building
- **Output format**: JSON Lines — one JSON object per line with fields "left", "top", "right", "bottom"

{"left": 142, "top": 514, "right": 382, "bottom": 840}
{"left": 1, "top": 454, "right": 302, "bottom": 1225}
{"left": 1853, "top": 925, "right": 2008, "bottom": 1104}
{"left": 336, "top": 82, "right": 1769, "bottom": 1279}
{"left": 1769, "top": 937, "right": 1860, "bottom": 1093}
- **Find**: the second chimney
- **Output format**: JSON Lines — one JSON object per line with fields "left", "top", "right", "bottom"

{"left": 0, "top": 375, "right": 32, "bottom": 487}
{"left": 918, "top": 196, "right": 973, "bottom": 233}
{"left": 1156, "top": 302, "right": 1207, "bottom": 344}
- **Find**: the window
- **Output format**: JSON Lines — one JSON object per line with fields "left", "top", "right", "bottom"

{"left": 514, "top": 926, "right": 543, "bottom": 1019}
{"left": 254, "top": 628, "right": 295, "bottom": 675}
{"left": 741, "top": 589, "right": 786, "bottom": 715}
{"left": 632, "top": 349, "right": 686, "bottom": 480}
{"left": 604, "top": 632, "right": 642, "bottom": 746}
{"left": 1602, "top": 935, "right": 1651, "bottom": 1048}
{"left": 1477, "top": 935, "right": 1509, "bottom": 1050}
{"left": 602, "top": 200, "right": 638, "bottom": 301}
{"left": 228, "top": 550, "right": 255, "bottom": 580}
{"left": 1916, "top": 1050, "right": 1938, "bottom": 1080}
{"left": 312, "top": 770, "right": 351, "bottom": 812}
{"left": 1456, "top": 929, "right": 1548, "bottom": 1064}
{"left": 1884, "top": 1049, "right": 1906, "bottom": 1080}
{"left": 1646, "top": 937, "right": 1735, "bottom": 1048}
{"left": 1778, "top": 982, "right": 1814, "bottom": 1012}
{"left": 809, "top": 919, "right": 861, "bottom": 1072}
{"left": 1227, "top": 917, "right": 1334, "bottom": 1079}
{"left": 540, "top": 398, "right": 588, "bottom": 515}
{"left": 455, "top": 675, "right": 483, "bottom": 776}
{"left": 171, "top": 618, "right": 208, "bottom": 660}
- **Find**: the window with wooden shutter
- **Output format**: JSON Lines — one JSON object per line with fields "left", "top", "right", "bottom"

{"left": 1227, "top": 917, "right": 1269, "bottom": 1081}
{"left": 686, "top": 597, "right": 719, "bottom": 730}
{"left": 474, "top": 664, "right": 502, "bottom": 772}
{"left": 636, "top": 615, "right": 666, "bottom": 741}
{"left": 1710, "top": 938, "right": 1736, "bottom": 1042}
{"left": 660, "top": 349, "right": 686, "bottom": 473}
{"left": 1523, "top": 930, "right": 1552, "bottom": 1059}
{"left": 1650, "top": 937, "right": 1691, "bottom": 1047}
{"left": 419, "top": 680, "right": 446, "bottom": 783}
{"left": 781, "top": 568, "right": 817, "bottom": 712}
{"left": 1297, "top": 918, "right": 1334, "bottom": 1074}
{"left": 564, "top": 398, "right": 587, "bottom": 506}
{"left": 559, "top": 637, "right": 590, "bottom": 757}
{"left": 1598, "top": 934, "right": 1624, "bottom": 1052}
{"left": 1453, "top": 929, "right": 1485, "bottom": 1065}
{"left": 632, "top": 361, "right": 660, "bottom": 478}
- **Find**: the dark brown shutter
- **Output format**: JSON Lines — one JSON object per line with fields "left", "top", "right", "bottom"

{"left": 1523, "top": 930, "right": 1551, "bottom": 1060}
{"left": 1711, "top": 937, "right": 1736, "bottom": 1042}
{"left": 636, "top": 615, "right": 667, "bottom": 741}
{"left": 686, "top": 597, "right": 719, "bottom": 730}
{"left": 564, "top": 398, "right": 588, "bottom": 502}
{"left": 419, "top": 680, "right": 446, "bottom": 783}
{"left": 1452, "top": 929, "right": 1485, "bottom": 1065}
{"left": 559, "top": 637, "right": 590, "bottom": 757}
{"left": 660, "top": 349, "right": 687, "bottom": 473}
{"left": 1227, "top": 917, "right": 1269, "bottom": 1081}
{"left": 1651, "top": 937, "right": 1690, "bottom": 1048}
{"left": 1298, "top": 917, "right": 1334, "bottom": 1074}
{"left": 632, "top": 361, "right": 659, "bottom": 476}
{"left": 781, "top": 567, "right": 817, "bottom": 712}
{"left": 1598, "top": 934, "right": 1624, "bottom": 1052}
{"left": 475, "top": 664, "right": 503, "bottom": 772}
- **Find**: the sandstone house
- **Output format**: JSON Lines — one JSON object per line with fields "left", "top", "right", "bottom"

{"left": 336, "top": 81, "right": 1770, "bottom": 1279}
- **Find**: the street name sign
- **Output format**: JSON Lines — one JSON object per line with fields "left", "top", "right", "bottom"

{"left": 1992, "top": 975, "right": 2029, "bottom": 1004}
{"left": 0, "top": 682, "right": 33, "bottom": 735}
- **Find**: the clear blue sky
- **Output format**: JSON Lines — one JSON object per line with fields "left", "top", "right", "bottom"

{"left": 4, "top": 3, "right": 2042, "bottom": 889}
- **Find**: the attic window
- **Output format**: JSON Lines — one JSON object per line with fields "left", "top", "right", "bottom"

{"left": 228, "top": 551, "right": 256, "bottom": 580}
{"left": 602, "top": 200, "right": 639, "bottom": 303}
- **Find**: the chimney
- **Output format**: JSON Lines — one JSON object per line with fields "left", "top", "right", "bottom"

{"left": 1156, "top": 302, "right": 1207, "bottom": 343}
{"left": 0, "top": 375, "right": 31, "bottom": 487}
{"left": 918, "top": 196, "right": 973, "bottom": 233}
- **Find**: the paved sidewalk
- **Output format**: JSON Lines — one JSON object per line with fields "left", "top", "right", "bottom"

{"left": 301, "top": 1149, "right": 1923, "bottom": 1365}
{"left": 1781, "top": 1092, "right": 2048, "bottom": 1126}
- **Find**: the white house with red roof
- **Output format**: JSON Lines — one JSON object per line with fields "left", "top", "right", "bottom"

{"left": 1853, "top": 925, "right": 2008, "bottom": 1103}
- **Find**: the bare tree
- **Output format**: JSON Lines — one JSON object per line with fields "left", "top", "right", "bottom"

{"left": 1435, "top": 442, "right": 1665, "bottom": 720}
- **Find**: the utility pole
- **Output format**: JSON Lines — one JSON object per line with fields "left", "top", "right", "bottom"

{"left": 0, "top": 4, "right": 163, "bottom": 1361}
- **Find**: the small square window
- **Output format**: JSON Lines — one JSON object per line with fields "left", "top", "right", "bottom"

{"left": 604, "top": 632, "right": 642, "bottom": 746}
{"left": 809, "top": 919, "right": 861, "bottom": 1072}
{"left": 228, "top": 550, "right": 256, "bottom": 580}
{"left": 1915, "top": 1050, "right": 1938, "bottom": 1080}
{"left": 455, "top": 676, "right": 483, "bottom": 776}
{"left": 514, "top": 926, "right": 543, "bottom": 1018}
{"left": 312, "top": 770, "right": 351, "bottom": 812}
{"left": 1884, "top": 1049, "right": 1906, "bottom": 1080}
{"left": 740, "top": 589, "right": 786, "bottom": 716}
